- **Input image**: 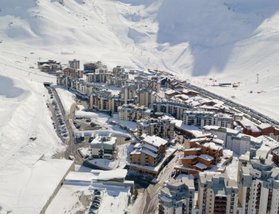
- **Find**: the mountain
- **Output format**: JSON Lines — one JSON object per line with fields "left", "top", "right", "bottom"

{"left": 0, "top": 0, "right": 279, "bottom": 116}
{"left": 0, "top": 0, "right": 279, "bottom": 118}
{"left": 0, "top": 1, "right": 279, "bottom": 212}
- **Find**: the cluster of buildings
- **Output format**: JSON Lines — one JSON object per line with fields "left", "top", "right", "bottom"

{"left": 129, "top": 135, "right": 175, "bottom": 175}
{"left": 175, "top": 136, "right": 226, "bottom": 175}
{"left": 159, "top": 153, "right": 279, "bottom": 214}
{"left": 40, "top": 59, "right": 279, "bottom": 213}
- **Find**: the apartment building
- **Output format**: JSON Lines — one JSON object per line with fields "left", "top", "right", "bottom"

{"left": 153, "top": 101, "right": 192, "bottom": 120}
{"left": 90, "top": 133, "right": 117, "bottom": 159}
{"left": 198, "top": 173, "right": 239, "bottom": 214}
{"left": 130, "top": 135, "right": 167, "bottom": 167}
{"left": 159, "top": 175, "right": 196, "bottom": 214}
{"left": 83, "top": 61, "right": 107, "bottom": 73}
{"left": 89, "top": 91, "right": 122, "bottom": 113}
{"left": 118, "top": 104, "right": 150, "bottom": 121}
{"left": 63, "top": 67, "right": 83, "bottom": 79}
{"left": 137, "top": 88, "right": 156, "bottom": 108}
{"left": 137, "top": 116, "right": 175, "bottom": 139}
{"left": 121, "top": 84, "right": 137, "bottom": 104}
{"left": 85, "top": 68, "right": 110, "bottom": 83}
{"left": 177, "top": 138, "right": 223, "bottom": 175}
{"left": 203, "top": 126, "right": 263, "bottom": 156}
{"left": 238, "top": 157, "right": 279, "bottom": 214}
{"left": 69, "top": 59, "right": 80, "bottom": 70}
{"left": 38, "top": 60, "right": 61, "bottom": 73}
{"left": 108, "top": 66, "right": 129, "bottom": 87}
{"left": 183, "top": 111, "right": 233, "bottom": 128}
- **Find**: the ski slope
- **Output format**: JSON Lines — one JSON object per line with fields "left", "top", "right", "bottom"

{"left": 1, "top": 0, "right": 278, "bottom": 119}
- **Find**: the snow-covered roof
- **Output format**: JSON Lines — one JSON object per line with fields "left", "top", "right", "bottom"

{"left": 46, "top": 185, "right": 92, "bottom": 214}
{"left": 199, "top": 154, "right": 214, "bottom": 161}
{"left": 96, "top": 186, "right": 130, "bottom": 214}
{"left": 142, "top": 142, "right": 158, "bottom": 152}
{"left": 91, "top": 135, "right": 117, "bottom": 146}
{"left": 258, "top": 123, "right": 272, "bottom": 130}
{"left": 143, "top": 135, "right": 167, "bottom": 148}
{"left": 181, "top": 155, "right": 197, "bottom": 160}
{"left": 66, "top": 171, "right": 94, "bottom": 182}
{"left": 173, "top": 119, "right": 205, "bottom": 138}
{"left": 195, "top": 162, "right": 208, "bottom": 170}
{"left": 212, "top": 138, "right": 224, "bottom": 145}
{"left": 141, "top": 148, "right": 158, "bottom": 158}
{"left": 203, "top": 142, "right": 222, "bottom": 151}
{"left": 184, "top": 148, "right": 201, "bottom": 152}
{"left": 0, "top": 157, "right": 73, "bottom": 214}
{"left": 91, "top": 169, "right": 128, "bottom": 181}
{"left": 165, "top": 89, "right": 177, "bottom": 95}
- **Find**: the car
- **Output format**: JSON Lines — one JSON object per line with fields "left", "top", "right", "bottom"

{"left": 93, "top": 200, "right": 101, "bottom": 204}
{"left": 94, "top": 190, "right": 101, "bottom": 195}
{"left": 68, "top": 155, "right": 75, "bottom": 160}
{"left": 90, "top": 205, "right": 99, "bottom": 210}
{"left": 92, "top": 202, "right": 100, "bottom": 207}
{"left": 93, "top": 198, "right": 101, "bottom": 203}
{"left": 151, "top": 178, "right": 159, "bottom": 184}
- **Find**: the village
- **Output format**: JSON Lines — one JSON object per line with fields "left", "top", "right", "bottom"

{"left": 39, "top": 59, "right": 279, "bottom": 214}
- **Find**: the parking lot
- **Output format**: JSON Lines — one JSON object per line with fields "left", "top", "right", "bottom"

{"left": 89, "top": 189, "right": 102, "bottom": 214}
{"left": 73, "top": 118, "right": 101, "bottom": 131}
{"left": 46, "top": 86, "right": 69, "bottom": 141}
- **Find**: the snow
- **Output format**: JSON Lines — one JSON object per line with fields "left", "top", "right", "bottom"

{"left": 55, "top": 86, "right": 76, "bottom": 115}
{"left": 143, "top": 135, "right": 168, "bottom": 147}
{"left": 0, "top": 156, "right": 73, "bottom": 214}
{"left": 1, "top": 0, "right": 279, "bottom": 210}
{"left": 95, "top": 186, "right": 130, "bottom": 214}
{"left": 129, "top": 147, "right": 176, "bottom": 173}
{"left": 173, "top": 119, "right": 205, "bottom": 138}
{"left": 87, "top": 159, "right": 118, "bottom": 170}
{"left": 66, "top": 171, "right": 94, "bottom": 183}
{"left": 45, "top": 185, "right": 91, "bottom": 214}
{"left": 141, "top": 148, "right": 158, "bottom": 158}
{"left": 256, "top": 136, "right": 279, "bottom": 159}
{"left": 181, "top": 155, "right": 197, "bottom": 160}
{"left": 0, "top": 0, "right": 278, "bottom": 121}
{"left": 199, "top": 154, "right": 214, "bottom": 162}
{"left": 75, "top": 110, "right": 110, "bottom": 128}
{"left": 225, "top": 157, "right": 239, "bottom": 181}
{"left": 195, "top": 162, "right": 208, "bottom": 170}
{"left": 0, "top": 52, "right": 65, "bottom": 213}
{"left": 91, "top": 169, "right": 128, "bottom": 181}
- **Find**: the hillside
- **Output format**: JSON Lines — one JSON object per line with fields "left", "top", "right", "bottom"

{"left": 0, "top": 0, "right": 279, "bottom": 212}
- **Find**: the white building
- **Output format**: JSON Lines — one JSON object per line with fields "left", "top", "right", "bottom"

{"left": 203, "top": 126, "right": 263, "bottom": 156}
{"left": 183, "top": 111, "right": 233, "bottom": 128}
{"left": 159, "top": 175, "right": 197, "bottom": 214}
{"left": 238, "top": 157, "right": 279, "bottom": 214}
{"left": 198, "top": 172, "right": 239, "bottom": 214}
{"left": 90, "top": 133, "right": 117, "bottom": 158}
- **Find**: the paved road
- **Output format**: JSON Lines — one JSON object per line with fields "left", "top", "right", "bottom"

{"left": 143, "top": 153, "right": 178, "bottom": 214}
{"left": 186, "top": 83, "right": 279, "bottom": 128}
{"left": 51, "top": 86, "right": 85, "bottom": 164}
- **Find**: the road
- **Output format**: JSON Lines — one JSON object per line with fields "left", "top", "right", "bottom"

{"left": 186, "top": 83, "right": 279, "bottom": 128}
{"left": 50, "top": 86, "right": 85, "bottom": 164}
{"left": 142, "top": 153, "right": 178, "bottom": 214}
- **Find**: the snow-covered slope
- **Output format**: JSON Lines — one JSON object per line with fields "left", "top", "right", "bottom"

{"left": 0, "top": 0, "right": 279, "bottom": 211}
{"left": 0, "top": 0, "right": 278, "bottom": 137}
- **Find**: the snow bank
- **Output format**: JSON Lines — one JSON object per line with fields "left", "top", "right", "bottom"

{"left": 1, "top": 0, "right": 279, "bottom": 119}
{"left": 0, "top": 155, "right": 73, "bottom": 214}
{"left": 55, "top": 87, "right": 76, "bottom": 115}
